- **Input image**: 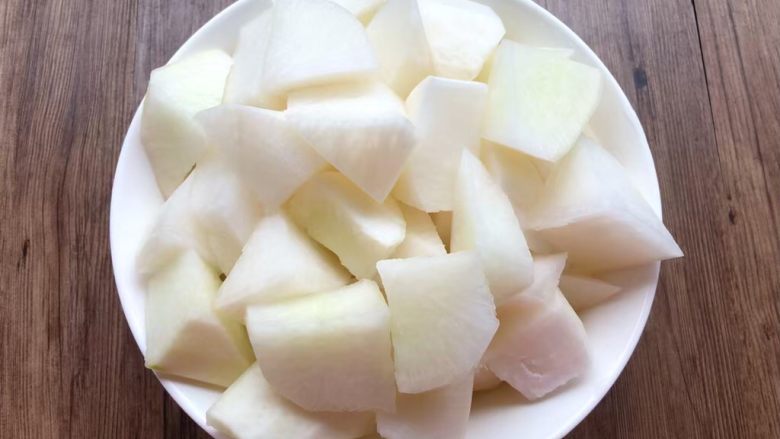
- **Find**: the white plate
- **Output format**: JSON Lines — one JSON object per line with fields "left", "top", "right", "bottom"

{"left": 110, "top": 0, "right": 662, "bottom": 437}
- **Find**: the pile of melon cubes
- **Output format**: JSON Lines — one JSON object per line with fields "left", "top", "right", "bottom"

{"left": 137, "top": 0, "right": 682, "bottom": 437}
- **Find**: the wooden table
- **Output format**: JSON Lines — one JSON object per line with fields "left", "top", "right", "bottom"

{"left": 2, "top": 0, "right": 778, "bottom": 437}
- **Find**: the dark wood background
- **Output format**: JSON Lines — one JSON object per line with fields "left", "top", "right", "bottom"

{"left": 2, "top": 0, "right": 778, "bottom": 437}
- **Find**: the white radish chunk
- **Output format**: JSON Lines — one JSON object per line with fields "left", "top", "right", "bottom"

{"left": 390, "top": 204, "right": 446, "bottom": 259}
{"left": 197, "top": 105, "right": 327, "bottom": 209}
{"left": 377, "top": 252, "right": 498, "bottom": 393}
{"left": 529, "top": 138, "right": 683, "bottom": 271}
{"left": 246, "top": 280, "right": 396, "bottom": 412}
{"left": 222, "top": 10, "right": 285, "bottom": 110}
{"left": 393, "top": 77, "right": 487, "bottom": 212}
{"left": 366, "top": 0, "right": 433, "bottom": 97}
{"left": 188, "top": 156, "right": 261, "bottom": 275}
{"left": 287, "top": 171, "right": 406, "bottom": 279}
{"left": 286, "top": 83, "right": 416, "bottom": 201}
{"left": 451, "top": 152, "right": 534, "bottom": 303}
{"left": 207, "top": 364, "right": 375, "bottom": 439}
{"left": 145, "top": 251, "right": 253, "bottom": 387}
{"left": 141, "top": 50, "right": 232, "bottom": 197}
{"left": 216, "top": 213, "right": 351, "bottom": 321}
{"left": 559, "top": 274, "right": 621, "bottom": 311}
{"left": 485, "top": 254, "right": 590, "bottom": 400}
{"left": 262, "top": 0, "right": 377, "bottom": 94}
{"left": 483, "top": 40, "right": 602, "bottom": 162}
{"left": 377, "top": 374, "right": 473, "bottom": 439}
{"left": 418, "top": 0, "right": 505, "bottom": 80}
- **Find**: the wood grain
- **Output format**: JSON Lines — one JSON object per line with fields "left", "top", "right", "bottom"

{"left": 1, "top": 0, "right": 778, "bottom": 438}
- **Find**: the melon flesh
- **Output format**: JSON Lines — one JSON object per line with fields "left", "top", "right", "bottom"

{"left": 366, "top": 0, "right": 433, "bottom": 97}
{"left": 145, "top": 251, "right": 254, "bottom": 387}
{"left": 188, "top": 156, "right": 260, "bottom": 275}
{"left": 222, "top": 10, "right": 284, "bottom": 110}
{"left": 216, "top": 213, "right": 351, "bottom": 321}
{"left": 476, "top": 46, "right": 574, "bottom": 84}
{"left": 451, "top": 152, "right": 534, "bottom": 303}
{"left": 390, "top": 204, "right": 446, "bottom": 259}
{"left": 287, "top": 171, "right": 406, "bottom": 279}
{"left": 246, "top": 280, "right": 396, "bottom": 412}
{"left": 481, "top": 140, "right": 544, "bottom": 226}
{"left": 286, "top": 83, "right": 416, "bottom": 202}
{"left": 141, "top": 50, "right": 232, "bottom": 197}
{"left": 393, "top": 77, "right": 487, "bottom": 212}
{"left": 529, "top": 138, "right": 683, "bottom": 271}
{"left": 485, "top": 254, "right": 590, "bottom": 400}
{"left": 377, "top": 374, "right": 473, "bottom": 439}
{"left": 197, "top": 105, "right": 327, "bottom": 209}
{"left": 262, "top": 0, "right": 377, "bottom": 94}
{"left": 207, "top": 364, "right": 375, "bottom": 439}
{"left": 472, "top": 361, "right": 501, "bottom": 392}
{"left": 418, "top": 0, "right": 505, "bottom": 80}
{"left": 483, "top": 40, "right": 602, "bottom": 162}
{"left": 559, "top": 274, "right": 621, "bottom": 311}
{"left": 377, "top": 252, "right": 498, "bottom": 393}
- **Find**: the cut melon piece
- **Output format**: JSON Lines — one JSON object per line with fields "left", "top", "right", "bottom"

{"left": 559, "top": 274, "right": 621, "bottom": 311}
{"left": 286, "top": 83, "right": 416, "bottom": 201}
{"left": 262, "top": 0, "right": 377, "bottom": 94}
{"left": 366, "top": 0, "right": 433, "bottom": 97}
{"left": 207, "top": 363, "right": 375, "bottom": 439}
{"left": 476, "top": 46, "right": 574, "bottom": 84}
{"left": 332, "top": 0, "right": 386, "bottom": 22}
{"left": 418, "top": 0, "right": 505, "bottom": 80}
{"left": 377, "top": 252, "right": 498, "bottom": 393}
{"left": 188, "top": 156, "right": 260, "bottom": 275}
{"left": 197, "top": 105, "right": 327, "bottom": 209}
{"left": 145, "top": 250, "right": 253, "bottom": 387}
{"left": 451, "top": 152, "right": 533, "bottom": 303}
{"left": 141, "top": 50, "right": 232, "bottom": 197}
{"left": 216, "top": 213, "right": 351, "bottom": 321}
{"left": 393, "top": 77, "right": 487, "bottom": 212}
{"left": 481, "top": 140, "right": 544, "bottom": 226}
{"left": 473, "top": 362, "right": 501, "bottom": 392}
{"left": 431, "top": 211, "right": 452, "bottom": 251}
{"left": 483, "top": 40, "right": 602, "bottom": 162}
{"left": 287, "top": 171, "right": 406, "bottom": 279}
{"left": 377, "top": 374, "right": 473, "bottom": 439}
{"left": 529, "top": 138, "right": 683, "bottom": 271}
{"left": 485, "top": 254, "right": 589, "bottom": 400}
{"left": 222, "top": 10, "right": 284, "bottom": 110}
{"left": 390, "top": 204, "right": 446, "bottom": 259}
{"left": 137, "top": 174, "right": 209, "bottom": 276}
{"left": 246, "top": 280, "right": 396, "bottom": 412}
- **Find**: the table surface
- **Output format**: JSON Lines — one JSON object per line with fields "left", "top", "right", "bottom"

{"left": 2, "top": 0, "right": 779, "bottom": 437}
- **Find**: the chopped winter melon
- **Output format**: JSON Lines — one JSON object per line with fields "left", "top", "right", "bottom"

{"left": 529, "top": 138, "right": 683, "bottom": 271}
{"left": 393, "top": 77, "right": 487, "bottom": 212}
{"left": 418, "top": 0, "right": 505, "bottom": 80}
{"left": 286, "top": 83, "right": 416, "bottom": 201}
{"left": 216, "top": 213, "right": 351, "bottom": 321}
{"left": 377, "top": 252, "right": 498, "bottom": 393}
{"left": 390, "top": 204, "right": 446, "bottom": 259}
{"left": 207, "top": 364, "right": 375, "bottom": 439}
{"left": 262, "top": 0, "right": 377, "bottom": 94}
{"left": 483, "top": 40, "right": 602, "bottom": 162}
{"left": 480, "top": 140, "right": 544, "bottom": 226}
{"left": 485, "top": 254, "right": 590, "bottom": 400}
{"left": 287, "top": 171, "right": 406, "bottom": 279}
{"left": 559, "top": 274, "right": 621, "bottom": 311}
{"left": 366, "top": 0, "right": 433, "bottom": 97}
{"left": 197, "top": 105, "right": 327, "bottom": 209}
{"left": 222, "top": 11, "right": 284, "bottom": 110}
{"left": 246, "top": 280, "right": 396, "bottom": 412}
{"left": 332, "top": 0, "right": 386, "bottom": 23}
{"left": 141, "top": 50, "right": 232, "bottom": 197}
{"left": 377, "top": 374, "right": 473, "bottom": 439}
{"left": 145, "top": 250, "right": 253, "bottom": 387}
{"left": 472, "top": 362, "right": 501, "bottom": 392}
{"left": 451, "top": 152, "right": 534, "bottom": 303}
